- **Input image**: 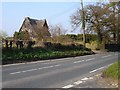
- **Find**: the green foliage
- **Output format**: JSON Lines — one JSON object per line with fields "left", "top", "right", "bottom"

{"left": 66, "top": 34, "right": 97, "bottom": 43}
{"left": 103, "top": 61, "right": 120, "bottom": 79}
{"left": 14, "top": 31, "right": 30, "bottom": 40}
{"left": 0, "top": 30, "right": 8, "bottom": 40}
{"left": 2, "top": 45, "right": 93, "bottom": 65}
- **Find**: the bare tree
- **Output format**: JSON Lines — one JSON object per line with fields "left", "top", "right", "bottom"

{"left": 105, "top": 2, "right": 120, "bottom": 44}
{"left": 49, "top": 24, "right": 68, "bottom": 43}
{"left": 0, "top": 30, "right": 8, "bottom": 40}
{"left": 49, "top": 24, "right": 67, "bottom": 37}
{"left": 71, "top": 3, "right": 109, "bottom": 46}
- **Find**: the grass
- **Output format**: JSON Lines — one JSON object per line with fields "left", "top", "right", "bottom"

{"left": 2, "top": 45, "right": 93, "bottom": 65}
{"left": 103, "top": 61, "right": 120, "bottom": 80}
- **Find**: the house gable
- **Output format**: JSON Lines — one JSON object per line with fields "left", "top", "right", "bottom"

{"left": 19, "top": 17, "right": 51, "bottom": 40}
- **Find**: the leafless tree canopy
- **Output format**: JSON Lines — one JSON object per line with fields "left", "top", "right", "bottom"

{"left": 49, "top": 24, "right": 68, "bottom": 37}
{"left": 70, "top": 2, "right": 120, "bottom": 44}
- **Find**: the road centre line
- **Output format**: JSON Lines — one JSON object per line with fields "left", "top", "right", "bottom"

{"left": 37, "top": 66, "right": 53, "bottom": 70}
{"left": 102, "top": 55, "right": 112, "bottom": 58}
{"left": 74, "top": 60, "right": 84, "bottom": 63}
{"left": 85, "top": 58, "right": 95, "bottom": 61}
{"left": 43, "top": 66, "right": 53, "bottom": 69}
{"left": 54, "top": 64, "right": 61, "bottom": 67}
{"left": 10, "top": 64, "right": 61, "bottom": 75}
{"left": 22, "top": 69, "right": 37, "bottom": 73}
{"left": 74, "top": 58, "right": 95, "bottom": 64}
{"left": 10, "top": 71, "right": 21, "bottom": 75}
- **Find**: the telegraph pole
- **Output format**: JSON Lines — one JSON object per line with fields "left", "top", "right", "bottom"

{"left": 81, "top": 0, "right": 86, "bottom": 48}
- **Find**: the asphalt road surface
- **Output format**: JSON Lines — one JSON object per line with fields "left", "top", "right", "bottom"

{"left": 2, "top": 52, "right": 119, "bottom": 88}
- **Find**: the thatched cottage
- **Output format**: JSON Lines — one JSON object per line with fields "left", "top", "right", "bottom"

{"left": 19, "top": 17, "right": 51, "bottom": 40}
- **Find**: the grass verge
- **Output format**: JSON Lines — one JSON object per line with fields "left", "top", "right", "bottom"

{"left": 103, "top": 61, "right": 120, "bottom": 80}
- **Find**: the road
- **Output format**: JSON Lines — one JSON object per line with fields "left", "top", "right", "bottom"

{"left": 2, "top": 52, "right": 119, "bottom": 88}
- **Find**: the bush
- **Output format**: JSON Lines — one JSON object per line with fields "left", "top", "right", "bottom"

{"left": 2, "top": 43, "right": 93, "bottom": 65}
{"left": 43, "top": 42, "right": 52, "bottom": 48}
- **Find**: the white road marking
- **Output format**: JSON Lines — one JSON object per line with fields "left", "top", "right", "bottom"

{"left": 89, "top": 77, "right": 93, "bottom": 80}
{"left": 22, "top": 69, "right": 37, "bottom": 73}
{"left": 39, "top": 65, "right": 54, "bottom": 70}
{"left": 10, "top": 71, "right": 21, "bottom": 75}
{"left": 74, "top": 58, "right": 95, "bottom": 64}
{"left": 10, "top": 64, "right": 61, "bottom": 75}
{"left": 42, "top": 66, "right": 53, "bottom": 69}
{"left": 74, "top": 81, "right": 83, "bottom": 85}
{"left": 61, "top": 62, "right": 115, "bottom": 88}
{"left": 85, "top": 58, "right": 95, "bottom": 61}
{"left": 74, "top": 60, "right": 84, "bottom": 63}
{"left": 62, "top": 84, "right": 74, "bottom": 88}
{"left": 62, "top": 76, "right": 95, "bottom": 88}
{"left": 81, "top": 77, "right": 89, "bottom": 81}
{"left": 102, "top": 55, "right": 112, "bottom": 58}
{"left": 90, "top": 63, "right": 114, "bottom": 74}
{"left": 89, "top": 66, "right": 105, "bottom": 73}
{"left": 62, "top": 62, "right": 115, "bottom": 88}
{"left": 107, "top": 63, "right": 114, "bottom": 67}
{"left": 10, "top": 66, "right": 53, "bottom": 75}
{"left": 54, "top": 64, "right": 61, "bottom": 67}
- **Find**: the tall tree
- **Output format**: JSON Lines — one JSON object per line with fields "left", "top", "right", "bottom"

{"left": 49, "top": 24, "right": 67, "bottom": 37}
{"left": 86, "top": 3, "right": 109, "bottom": 45}
{"left": 71, "top": 3, "right": 108, "bottom": 46}
{"left": 0, "top": 30, "right": 8, "bottom": 40}
{"left": 71, "top": 2, "right": 120, "bottom": 46}
{"left": 106, "top": 2, "right": 120, "bottom": 44}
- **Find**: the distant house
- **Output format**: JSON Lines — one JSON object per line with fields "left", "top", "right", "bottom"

{"left": 19, "top": 17, "right": 51, "bottom": 41}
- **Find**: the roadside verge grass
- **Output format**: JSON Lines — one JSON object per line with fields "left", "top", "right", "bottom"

{"left": 103, "top": 61, "right": 120, "bottom": 80}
